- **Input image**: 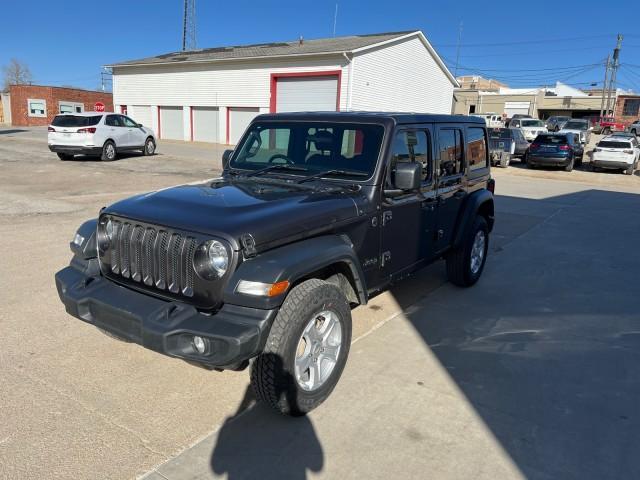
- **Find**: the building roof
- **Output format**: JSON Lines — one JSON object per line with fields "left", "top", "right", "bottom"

{"left": 108, "top": 30, "right": 420, "bottom": 67}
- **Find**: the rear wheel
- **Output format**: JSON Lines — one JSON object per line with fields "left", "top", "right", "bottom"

{"left": 57, "top": 153, "right": 73, "bottom": 160}
{"left": 143, "top": 137, "right": 156, "bottom": 156}
{"left": 625, "top": 165, "right": 634, "bottom": 175}
{"left": 251, "top": 279, "right": 352, "bottom": 416}
{"left": 565, "top": 158, "right": 574, "bottom": 172}
{"left": 446, "top": 216, "right": 489, "bottom": 287}
{"left": 101, "top": 140, "right": 117, "bottom": 161}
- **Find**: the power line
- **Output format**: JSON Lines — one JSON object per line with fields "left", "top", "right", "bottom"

{"left": 435, "top": 33, "right": 619, "bottom": 48}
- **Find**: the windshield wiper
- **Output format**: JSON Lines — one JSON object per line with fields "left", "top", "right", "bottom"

{"left": 243, "top": 164, "right": 309, "bottom": 177}
{"left": 297, "top": 169, "right": 369, "bottom": 184}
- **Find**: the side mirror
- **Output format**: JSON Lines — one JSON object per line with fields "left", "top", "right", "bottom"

{"left": 137, "top": 123, "right": 143, "bottom": 128}
{"left": 222, "top": 149, "right": 234, "bottom": 170}
{"left": 393, "top": 162, "right": 421, "bottom": 191}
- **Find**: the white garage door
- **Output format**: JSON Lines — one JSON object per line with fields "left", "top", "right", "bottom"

{"left": 159, "top": 106, "right": 184, "bottom": 140}
{"left": 228, "top": 107, "right": 259, "bottom": 144}
{"left": 129, "top": 105, "right": 152, "bottom": 128}
{"left": 275, "top": 76, "right": 339, "bottom": 112}
{"left": 504, "top": 102, "right": 531, "bottom": 117}
{"left": 192, "top": 107, "right": 219, "bottom": 143}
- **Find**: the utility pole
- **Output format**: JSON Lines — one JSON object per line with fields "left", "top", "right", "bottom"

{"left": 454, "top": 21, "right": 463, "bottom": 78}
{"left": 605, "top": 34, "right": 623, "bottom": 116}
{"left": 599, "top": 55, "right": 610, "bottom": 119}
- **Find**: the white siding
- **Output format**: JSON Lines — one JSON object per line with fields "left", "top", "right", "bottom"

{"left": 350, "top": 36, "right": 454, "bottom": 113}
{"left": 112, "top": 57, "right": 350, "bottom": 111}
{"left": 128, "top": 105, "right": 152, "bottom": 128}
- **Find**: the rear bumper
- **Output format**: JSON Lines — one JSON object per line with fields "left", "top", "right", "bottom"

{"left": 527, "top": 155, "right": 572, "bottom": 166}
{"left": 49, "top": 145, "right": 102, "bottom": 155}
{"left": 592, "top": 159, "right": 633, "bottom": 169}
{"left": 55, "top": 265, "right": 278, "bottom": 369}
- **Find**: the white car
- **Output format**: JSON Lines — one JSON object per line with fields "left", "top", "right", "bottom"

{"left": 559, "top": 119, "right": 591, "bottom": 146}
{"left": 472, "top": 113, "right": 504, "bottom": 128}
{"left": 509, "top": 118, "right": 547, "bottom": 142}
{"left": 48, "top": 112, "right": 156, "bottom": 161}
{"left": 591, "top": 136, "right": 639, "bottom": 175}
{"left": 628, "top": 120, "right": 640, "bottom": 136}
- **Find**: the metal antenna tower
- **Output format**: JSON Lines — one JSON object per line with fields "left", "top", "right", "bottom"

{"left": 182, "top": 0, "right": 197, "bottom": 51}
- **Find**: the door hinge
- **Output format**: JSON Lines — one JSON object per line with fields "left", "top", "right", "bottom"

{"left": 382, "top": 211, "right": 393, "bottom": 226}
{"left": 381, "top": 251, "right": 391, "bottom": 267}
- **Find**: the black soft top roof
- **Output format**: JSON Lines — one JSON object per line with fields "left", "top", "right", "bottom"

{"left": 254, "top": 111, "right": 485, "bottom": 126}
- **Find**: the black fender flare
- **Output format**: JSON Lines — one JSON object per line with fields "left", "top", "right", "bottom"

{"left": 71, "top": 218, "right": 98, "bottom": 259}
{"left": 452, "top": 190, "right": 495, "bottom": 249}
{"left": 223, "top": 235, "right": 367, "bottom": 310}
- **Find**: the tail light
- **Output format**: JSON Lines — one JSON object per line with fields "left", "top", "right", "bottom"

{"left": 487, "top": 178, "right": 495, "bottom": 194}
{"left": 48, "top": 126, "right": 55, "bottom": 132}
{"left": 559, "top": 145, "right": 570, "bottom": 151}
{"left": 529, "top": 143, "right": 540, "bottom": 151}
{"left": 623, "top": 149, "right": 634, "bottom": 154}
{"left": 77, "top": 127, "right": 97, "bottom": 134}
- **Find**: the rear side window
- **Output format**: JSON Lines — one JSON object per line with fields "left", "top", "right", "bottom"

{"left": 51, "top": 115, "right": 102, "bottom": 127}
{"left": 598, "top": 141, "right": 632, "bottom": 149}
{"left": 467, "top": 127, "right": 488, "bottom": 171}
{"left": 105, "top": 115, "right": 122, "bottom": 127}
{"left": 437, "top": 128, "right": 464, "bottom": 177}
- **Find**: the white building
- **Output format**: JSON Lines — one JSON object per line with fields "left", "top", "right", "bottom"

{"left": 108, "top": 30, "right": 457, "bottom": 145}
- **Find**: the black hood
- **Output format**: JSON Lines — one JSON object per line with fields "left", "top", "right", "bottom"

{"left": 103, "top": 178, "right": 360, "bottom": 250}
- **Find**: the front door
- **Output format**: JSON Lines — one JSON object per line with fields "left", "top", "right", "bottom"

{"left": 435, "top": 126, "right": 466, "bottom": 252}
{"left": 121, "top": 115, "right": 146, "bottom": 147}
{"left": 104, "top": 114, "right": 128, "bottom": 147}
{"left": 380, "top": 128, "right": 433, "bottom": 279}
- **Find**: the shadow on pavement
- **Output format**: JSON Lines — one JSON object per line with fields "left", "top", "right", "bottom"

{"left": 0, "top": 129, "right": 28, "bottom": 135}
{"left": 210, "top": 355, "right": 323, "bottom": 479}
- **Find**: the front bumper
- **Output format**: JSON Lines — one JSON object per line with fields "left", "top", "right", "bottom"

{"left": 49, "top": 145, "right": 102, "bottom": 155}
{"left": 592, "top": 159, "right": 633, "bottom": 170}
{"left": 55, "top": 265, "right": 278, "bottom": 369}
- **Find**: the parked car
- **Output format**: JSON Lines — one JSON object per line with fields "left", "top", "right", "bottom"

{"left": 591, "top": 136, "right": 639, "bottom": 175}
{"left": 510, "top": 118, "right": 548, "bottom": 142}
{"left": 472, "top": 113, "right": 504, "bottom": 128}
{"left": 545, "top": 116, "right": 571, "bottom": 132}
{"left": 610, "top": 131, "right": 637, "bottom": 141}
{"left": 488, "top": 127, "right": 529, "bottom": 166}
{"left": 506, "top": 113, "right": 532, "bottom": 127}
{"left": 55, "top": 112, "right": 495, "bottom": 416}
{"left": 588, "top": 116, "right": 625, "bottom": 135}
{"left": 526, "top": 133, "right": 583, "bottom": 171}
{"left": 558, "top": 118, "right": 591, "bottom": 145}
{"left": 626, "top": 119, "right": 640, "bottom": 136}
{"left": 48, "top": 112, "right": 157, "bottom": 161}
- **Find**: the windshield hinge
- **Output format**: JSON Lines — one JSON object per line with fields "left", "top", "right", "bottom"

{"left": 240, "top": 233, "right": 257, "bottom": 258}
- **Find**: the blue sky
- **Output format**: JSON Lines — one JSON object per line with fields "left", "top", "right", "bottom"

{"left": 3, "top": 0, "right": 640, "bottom": 92}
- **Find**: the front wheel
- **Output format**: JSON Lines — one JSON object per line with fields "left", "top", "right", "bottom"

{"left": 251, "top": 279, "right": 352, "bottom": 416}
{"left": 446, "top": 216, "right": 489, "bottom": 287}
{"left": 143, "top": 137, "right": 156, "bottom": 156}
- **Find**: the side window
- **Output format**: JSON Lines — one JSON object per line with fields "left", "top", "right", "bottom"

{"left": 389, "top": 130, "right": 431, "bottom": 184}
{"left": 467, "top": 127, "right": 488, "bottom": 171}
{"left": 121, "top": 116, "right": 138, "bottom": 127}
{"left": 105, "top": 115, "right": 121, "bottom": 127}
{"left": 437, "top": 128, "right": 464, "bottom": 177}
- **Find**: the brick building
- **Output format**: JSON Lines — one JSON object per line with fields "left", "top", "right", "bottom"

{"left": 614, "top": 94, "right": 640, "bottom": 125}
{"left": 9, "top": 85, "right": 113, "bottom": 126}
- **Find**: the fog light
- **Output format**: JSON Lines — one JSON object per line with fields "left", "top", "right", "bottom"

{"left": 193, "top": 336, "right": 207, "bottom": 354}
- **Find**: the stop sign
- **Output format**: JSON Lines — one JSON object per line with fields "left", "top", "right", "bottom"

{"left": 94, "top": 102, "right": 105, "bottom": 112}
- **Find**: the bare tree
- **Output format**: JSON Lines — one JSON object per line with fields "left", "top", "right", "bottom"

{"left": 2, "top": 58, "right": 33, "bottom": 91}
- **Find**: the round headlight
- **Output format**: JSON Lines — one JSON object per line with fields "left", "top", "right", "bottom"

{"left": 207, "top": 240, "right": 229, "bottom": 275}
{"left": 97, "top": 217, "right": 113, "bottom": 253}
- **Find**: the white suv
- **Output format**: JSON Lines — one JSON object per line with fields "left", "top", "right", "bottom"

{"left": 509, "top": 118, "right": 548, "bottom": 142}
{"left": 591, "top": 135, "right": 639, "bottom": 175}
{"left": 48, "top": 112, "right": 156, "bottom": 161}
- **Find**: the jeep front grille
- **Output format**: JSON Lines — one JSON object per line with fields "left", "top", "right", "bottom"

{"left": 106, "top": 219, "right": 197, "bottom": 297}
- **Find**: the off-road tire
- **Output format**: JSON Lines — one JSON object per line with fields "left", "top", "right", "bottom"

{"left": 251, "top": 279, "right": 352, "bottom": 416}
{"left": 564, "top": 158, "right": 574, "bottom": 172}
{"left": 101, "top": 140, "right": 117, "bottom": 161}
{"left": 446, "top": 216, "right": 489, "bottom": 288}
{"left": 57, "top": 153, "right": 73, "bottom": 160}
{"left": 143, "top": 137, "right": 156, "bottom": 156}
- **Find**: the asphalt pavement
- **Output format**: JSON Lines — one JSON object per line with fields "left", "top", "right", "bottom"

{"left": 1, "top": 127, "right": 639, "bottom": 480}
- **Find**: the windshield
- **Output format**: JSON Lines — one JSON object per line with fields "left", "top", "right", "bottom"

{"left": 230, "top": 122, "right": 385, "bottom": 180}
{"left": 51, "top": 115, "right": 102, "bottom": 127}
{"left": 598, "top": 141, "right": 631, "bottom": 149}
{"left": 521, "top": 120, "right": 544, "bottom": 127}
{"left": 564, "top": 120, "right": 588, "bottom": 130}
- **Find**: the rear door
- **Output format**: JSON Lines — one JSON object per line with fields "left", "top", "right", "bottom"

{"left": 380, "top": 128, "right": 432, "bottom": 278}
{"left": 435, "top": 126, "right": 466, "bottom": 252}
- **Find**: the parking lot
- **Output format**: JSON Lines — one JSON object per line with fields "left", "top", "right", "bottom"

{"left": 1, "top": 127, "right": 639, "bottom": 480}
